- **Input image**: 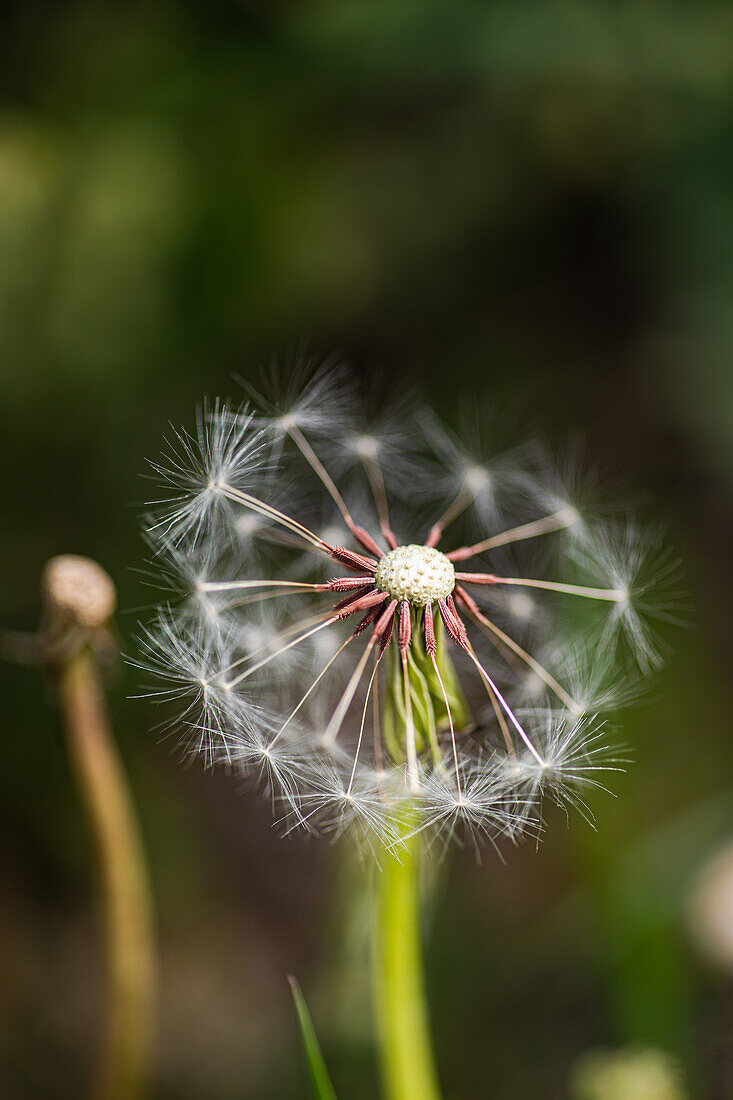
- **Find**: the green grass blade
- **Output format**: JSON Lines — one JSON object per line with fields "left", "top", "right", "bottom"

{"left": 288, "top": 975, "right": 338, "bottom": 1100}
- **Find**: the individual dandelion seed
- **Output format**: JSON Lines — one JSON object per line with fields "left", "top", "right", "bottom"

{"left": 146, "top": 398, "right": 274, "bottom": 548}
{"left": 139, "top": 360, "right": 678, "bottom": 850}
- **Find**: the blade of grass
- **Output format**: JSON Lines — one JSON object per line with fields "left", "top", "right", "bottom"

{"left": 288, "top": 975, "right": 338, "bottom": 1100}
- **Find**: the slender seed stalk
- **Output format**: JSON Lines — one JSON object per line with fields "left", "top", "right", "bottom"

{"left": 14, "top": 555, "right": 158, "bottom": 1100}
{"left": 374, "top": 814, "right": 442, "bottom": 1100}
{"left": 58, "top": 644, "right": 155, "bottom": 1100}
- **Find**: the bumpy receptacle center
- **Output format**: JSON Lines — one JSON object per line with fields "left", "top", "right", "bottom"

{"left": 374, "top": 544, "right": 455, "bottom": 606}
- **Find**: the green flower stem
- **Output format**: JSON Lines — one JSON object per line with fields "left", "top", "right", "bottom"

{"left": 58, "top": 646, "right": 155, "bottom": 1100}
{"left": 374, "top": 815, "right": 442, "bottom": 1100}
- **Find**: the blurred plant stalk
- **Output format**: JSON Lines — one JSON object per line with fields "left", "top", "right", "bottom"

{"left": 58, "top": 640, "right": 155, "bottom": 1100}
{"left": 5, "top": 556, "right": 155, "bottom": 1100}
{"left": 374, "top": 815, "right": 442, "bottom": 1100}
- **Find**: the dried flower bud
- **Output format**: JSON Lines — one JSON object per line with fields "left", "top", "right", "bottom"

{"left": 43, "top": 555, "right": 116, "bottom": 630}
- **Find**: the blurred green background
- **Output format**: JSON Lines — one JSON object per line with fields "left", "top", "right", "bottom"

{"left": 2, "top": 2, "right": 733, "bottom": 1097}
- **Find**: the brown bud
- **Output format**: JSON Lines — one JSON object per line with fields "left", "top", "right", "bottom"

{"left": 43, "top": 555, "right": 116, "bottom": 629}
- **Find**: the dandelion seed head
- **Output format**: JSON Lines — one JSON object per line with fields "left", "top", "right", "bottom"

{"left": 138, "top": 359, "right": 675, "bottom": 851}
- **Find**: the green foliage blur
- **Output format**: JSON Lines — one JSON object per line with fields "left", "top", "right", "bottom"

{"left": 2, "top": 2, "right": 733, "bottom": 1097}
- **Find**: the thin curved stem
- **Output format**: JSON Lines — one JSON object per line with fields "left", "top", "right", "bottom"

{"left": 457, "top": 572, "right": 626, "bottom": 601}
{"left": 58, "top": 647, "right": 154, "bottom": 1100}
{"left": 447, "top": 508, "right": 576, "bottom": 560}
{"left": 424, "top": 487, "right": 473, "bottom": 547}
{"left": 457, "top": 593, "right": 579, "bottom": 714}
{"left": 286, "top": 422, "right": 356, "bottom": 528}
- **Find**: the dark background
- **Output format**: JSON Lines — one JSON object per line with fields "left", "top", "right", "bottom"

{"left": 2, "top": 2, "right": 733, "bottom": 1097}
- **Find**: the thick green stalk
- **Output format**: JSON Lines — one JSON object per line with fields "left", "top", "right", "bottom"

{"left": 372, "top": 609, "right": 464, "bottom": 1099}
{"left": 374, "top": 816, "right": 442, "bottom": 1100}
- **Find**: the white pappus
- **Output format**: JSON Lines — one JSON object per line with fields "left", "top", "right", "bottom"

{"left": 137, "top": 360, "right": 678, "bottom": 852}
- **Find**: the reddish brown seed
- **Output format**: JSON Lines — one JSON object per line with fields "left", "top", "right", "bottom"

{"left": 376, "top": 600, "right": 398, "bottom": 652}
{"left": 445, "top": 594, "right": 469, "bottom": 644}
{"left": 437, "top": 597, "right": 468, "bottom": 646}
{"left": 398, "top": 601, "right": 412, "bottom": 653}
{"left": 437, "top": 598, "right": 459, "bottom": 642}
{"left": 328, "top": 546, "right": 378, "bottom": 574}
{"left": 354, "top": 601, "right": 387, "bottom": 634}
{"left": 454, "top": 584, "right": 480, "bottom": 616}
{"left": 379, "top": 621, "right": 394, "bottom": 653}
{"left": 337, "top": 589, "right": 387, "bottom": 619}
{"left": 375, "top": 598, "right": 398, "bottom": 635}
{"left": 423, "top": 602, "right": 436, "bottom": 655}
{"left": 334, "top": 585, "right": 374, "bottom": 611}
{"left": 453, "top": 618, "right": 469, "bottom": 648}
{"left": 327, "top": 575, "right": 376, "bottom": 592}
